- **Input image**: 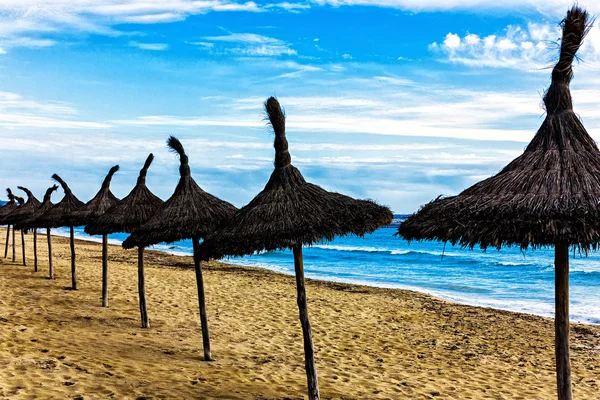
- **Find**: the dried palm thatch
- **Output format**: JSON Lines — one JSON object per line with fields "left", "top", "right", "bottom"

{"left": 398, "top": 7, "right": 591, "bottom": 400}
{"left": 124, "top": 138, "right": 236, "bottom": 246}
{"left": 4, "top": 187, "right": 41, "bottom": 225}
{"left": 15, "top": 186, "right": 58, "bottom": 230}
{"left": 0, "top": 189, "right": 18, "bottom": 223}
{"left": 69, "top": 165, "right": 120, "bottom": 227}
{"left": 36, "top": 175, "right": 85, "bottom": 229}
{"left": 1, "top": 189, "right": 18, "bottom": 259}
{"left": 199, "top": 97, "right": 393, "bottom": 400}
{"left": 15, "top": 185, "right": 59, "bottom": 279}
{"left": 124, "top": 136, "right": 237, "bottom": 359}
{"left": 85, "top": 155, "right": 163, "bottom": 236}
{"left": 70, "top": 165, "right": 120, "bottom": 307}
{"left": 85, "top": 154, "right": 163, "bottom": 328}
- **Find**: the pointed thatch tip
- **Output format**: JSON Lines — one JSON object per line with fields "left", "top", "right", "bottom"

{"left": 52, "top": 174, "right": 71, "bottom": 194}
{"left": 43, "top": 185, "right": 59, "bottom": 202}
{"left": 17, "top": 186, "right": 34, "bottom": 199}
{"left": 138, "top": 153, "right": 154, "bottom": 184}
{"left": 6, "top": 188, "right": 13, "bottom": 200}
{"left": 102, "top": 165, "right": 120, "bottom": 189}
{"left": 544, "top": 5, "right": 590, "bottom": 114}
{"left": 167, "top": 136, "right": 191, "bottom": 177}
{"left": 265, "top": 96, "right": 291, "bottom": 168}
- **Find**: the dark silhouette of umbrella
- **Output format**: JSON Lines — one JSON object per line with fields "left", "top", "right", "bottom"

{"left": 85, "top": 154, "right": 163, "bottom": 327}
{"left": 0, "top": 189, "right": 18, "bottom": 260}
{"left": 199, "top": 97, "right": 393, "bottom": 399}
{"left": 35, "top": 175, "right": 84, "bottom": 289}
{"left": 5, "top": 187, "right": 41, "bottom": 268}
{"left": 398, "top": 7, "right": 591, "bottom": 400}
{"left": 16, "top": 185, "right": 59, "bottom": 278}
{"left": 123, "top": 137, "right": 237, "bottom": 360}
{"left": 71, "top": 165, "right": 120, "bottom": 307}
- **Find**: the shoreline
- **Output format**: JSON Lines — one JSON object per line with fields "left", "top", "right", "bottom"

{"left": 1, "top": 228, "right": 599, "bottom": 399}
{"left": 51, "top": 227, "right": 600, "bottom": 326}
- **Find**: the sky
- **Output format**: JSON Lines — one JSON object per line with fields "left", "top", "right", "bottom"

{"left": 2, "top": 1, "right": 600, "bottom": 213}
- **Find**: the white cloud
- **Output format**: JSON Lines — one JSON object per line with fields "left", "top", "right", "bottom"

{"left": 129, "top": 41, "right": 169, "bottom": 50}
{"left": 443, "top": 33, "right": 461, "bottom": 49}
{"left": 308, "top": 0, "right": 599, "bottom": 15}
{"left": 433, "top": 20, "right": 600, "bottom": 71}
{"left": 0, "top": 1, "right": 262, "bottom": 51}
{"left": 0, "top": 91, "right": 110, "bottom": 129}
{"left": 267, "top": 2, "right": 311, "bottom": 11}
{"left": 197, "top": 32, "right": 297, "bottom": 56}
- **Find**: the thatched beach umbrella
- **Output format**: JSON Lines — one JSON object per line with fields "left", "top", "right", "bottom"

{"left": 5, "top": 187, "right": 41, "bottom": 269}
{"left": 123, "top": 137, "right": 237, "bottom": 360}
{"left": 0, "top": 189, "right": 18, "bottom": 259}
{"left": 199, "top": 97, "right": 393, "bottom": 399}
{"left": 85, "top": 154, "right": 163, "bottom": 327}
{"left": 399, "top": 7, "right": 592, "bottom": 400}
{"left": 70, "top": 165, "right": 120, "bottom": 307}
{"left": 17, "top": 185, "right": 59, "bottom": 279}
{"left": 36, "top": 175, "right": 85, "bottom": 289}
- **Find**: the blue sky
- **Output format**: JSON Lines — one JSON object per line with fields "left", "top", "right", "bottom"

{"left": 2, "top": 1, "right": 600, "bottom": 213}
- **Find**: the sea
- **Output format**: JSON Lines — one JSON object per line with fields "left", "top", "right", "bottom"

{"left": 51, "top": 217, "right": 600, "bottom": 325}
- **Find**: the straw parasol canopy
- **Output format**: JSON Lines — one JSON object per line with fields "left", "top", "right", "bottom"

{"left": 123, "top": 138, "right": 236, "bottom": 247}
{"left": 0, "top": 189, "right": 19, "bottom": 223}
{"left": 85, "top": 153, "right": 163, "bottom": 328}
{"left": 200, "top": 100, "right": 393, "bottom": 259}
{"left": 85, "top": 155, "right": 163, "bottom": 236}
{"left": 199, "top": 97, "right": 393, "bottom": 399}
{"left": 4, "top": 187, "right": 41, "bottom": 226}
{"left": 123, "top": 136, "right": 237, "bottom": 359}
{"left": 36, "top": 175, "right": 85, "bottom": 229}
{"left": 70, "top": 165, "right": 120, "bottom": 227}
{"left": 15, "top": 185, "right": 58, "bottom": 231}
{"left": 399, "top": 7, "right": 591, "bottom": 400}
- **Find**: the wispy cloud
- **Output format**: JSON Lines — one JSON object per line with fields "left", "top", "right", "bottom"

{"left": 195, "top": 32, "right": 297, "bottom": 56}
{"left": 309, "top": 0, "right": 598, "bottom": 15}
{"left": 129, "top": 41, "right": 169, "bottom": 51}
{"left": 0, "top": 92, "right": 109, "bottom": 129}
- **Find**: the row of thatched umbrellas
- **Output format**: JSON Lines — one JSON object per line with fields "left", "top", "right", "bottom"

{"left": 0, "top": 100, "right": 392, "bottom": 399}
{"left": 0, "top": 7, "right": 592, "bottom": 399}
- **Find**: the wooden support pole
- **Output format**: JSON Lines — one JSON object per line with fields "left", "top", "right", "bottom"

{"left": 293, "top": 243, "right": 320, "bottom": 400}
{"left": 554, "top": 243, "right": 572, "bottom": 400}
{"left": 192, "top": 237, "right": 212, "bottom": 361}
{"left": 12, "top": 226, "right": 15, "bottom": 262}
{"left": 138, "top": 246, "right": 149, "bottom": 328}
{"left": 70, "top": 226, "right": 76, "bottom": 290}
{"left": 47, "top": 229, "right": 54, "bottom": 279}
{"left": 21, "top": 230, "right": 26, "bottom": 266}
{"left": 4, "top": 225, "right": 9, "bottom": 258}
{"left": 33, "top": 229, "right": 38, "bottom": 272}
{"left": 102, "top": 234, "right": 109, "bottom": 307}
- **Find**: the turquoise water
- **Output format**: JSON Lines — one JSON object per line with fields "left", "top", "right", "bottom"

{"left": 57, "top": 225, "right": 600, "bottom": 325}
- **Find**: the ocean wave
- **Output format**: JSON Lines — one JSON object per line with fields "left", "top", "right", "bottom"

{"left": 312, "top": 244, "right": 388, "bottom": 253}
{"left": 312, "top": 244, "right": 465, "bottom": 258}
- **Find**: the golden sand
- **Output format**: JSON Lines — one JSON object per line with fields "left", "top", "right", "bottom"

{"left": 0, "top": 227, "right": 599, "bottom": 399}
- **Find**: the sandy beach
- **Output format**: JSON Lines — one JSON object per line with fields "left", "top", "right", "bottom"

{"left": 0, "top": 227, "right": 599, "bottom": 400}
